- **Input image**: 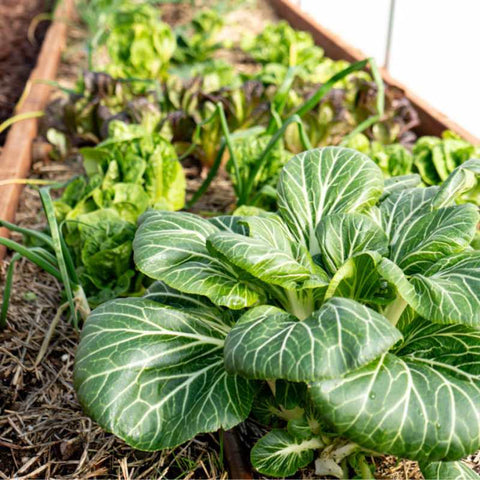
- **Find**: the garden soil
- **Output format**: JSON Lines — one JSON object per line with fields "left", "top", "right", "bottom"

{"left": 0, "top": 0, "right": 53, "bottom": 145}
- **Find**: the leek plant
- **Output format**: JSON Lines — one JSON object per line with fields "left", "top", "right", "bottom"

{"left": 0, "top": 188, "right": 90, "bottom": 330}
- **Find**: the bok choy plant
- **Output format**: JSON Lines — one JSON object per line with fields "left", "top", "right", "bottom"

{"left": 74, "top": 146, "right": 480, "bottom": 478}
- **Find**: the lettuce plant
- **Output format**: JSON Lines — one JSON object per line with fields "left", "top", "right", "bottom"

{"left": 414, "top": 131, "right": 480, "bottom": 205}
{"left": 74, "top": 147, "right": 480, "bottom": 478}
{"left": 241, "top": 20, "right": 325, "bottom": 74}
{"left": 346, "top": 130, "right": 480, "bottom": 206}
{"left": 102, "top": 3, "right": 175, "bottom": 80}
{"left": 173, "top": 10, "right": 224, "bottom": 64}
{"left": 51, "top": 121, "right": 185, "bottom": 303}
{"left": 56, "top": 121, "right": 185, "bottom": 222}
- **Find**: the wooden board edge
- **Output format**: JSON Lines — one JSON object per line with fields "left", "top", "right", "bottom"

{"left": 0, "top": 0, "right": 74, "bottom": 262}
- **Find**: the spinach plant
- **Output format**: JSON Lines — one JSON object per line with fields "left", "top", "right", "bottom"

{"left": 74, "top": 147, "right": 480, "bottom": 478}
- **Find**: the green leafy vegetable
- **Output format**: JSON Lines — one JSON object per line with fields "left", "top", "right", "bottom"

{"left": 57, "top": 121, "right": 185, "bottom": 222}
{"left": 74, "top": 295, "right": 254, "bottom": 450}
{"left": 73, "top": 209, "right": 137, "bottom": 304}
{"left": 102, "top": 3, "right": 175, "bottom": 80}
{"left": 50, "top": 121, "right": 185, "bottom": 303}
{"left": 250, "top": 429, "right": 323, "bottom": 477}
{"left": 0, "top": 189, "right": 90, "bottom": 330}
{"left": 241, "top": 21, "right": 324, "bottom": 74}
{"left": 173, "top": 10, "right": 224, "bottom": 64}
{"left": 226, "top": 133, "right": 291, "bottom": 208}
{"left": 421, "top": 460, "right": 480, "bottom": 480}
{"left": 74, "top": 147, "right": 480, "bottom": 478}
{"left": 353, "top": 130, "right": 480, "bottom": 205}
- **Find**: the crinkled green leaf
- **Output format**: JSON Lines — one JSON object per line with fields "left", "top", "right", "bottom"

{"left": 142, "top": 136, "right": 185, "bottom": 211}
{"left": 413, "top": 135, "right": 480, "bottom": 192}
{"left": 277, "top": 147, "right": 383, "bottom": 253}
{"left": 224, "top": 297, "right": 401, "bottom": 382}
{"left": 76, "top": 208, "right": 135, "bottom": 290}
{"left": 378, "top": 253, "right": 480, "bottom": 326}
{"left": 241, "top": 20, "right": 324, "bottom": 71}
{"left": 370, "top": 143, "right": 414, "bottom": 177}
{"left": 104, "top": 4, "right": 175, "bottom": 79}
{"left": 109, "top": 183, "right": 150, "bottom": 223}
{"left": 81, "top": 127, "right": 186, "bottom": 218}
{"left": 133, "top": 210, "right": 262, "bottom": 309}
{"left": 74, "top": 298, "right": 254, "bottom": 451}
{"left": 413, "top": 137, "right": 443, "bottom": 185}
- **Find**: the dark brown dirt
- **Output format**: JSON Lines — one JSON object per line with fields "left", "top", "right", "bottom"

{"left": 159, "top": 2, "right": 195, "bottom": 27}
{"left": 0, "top": 0, "right": 53, "bottom": 144}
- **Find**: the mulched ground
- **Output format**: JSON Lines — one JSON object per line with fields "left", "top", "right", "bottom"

{"left": 1, "top": 1, "right": 478, "bottom": 479}
{"left": 0, "top": 0, "right": 53, "bottom": 144}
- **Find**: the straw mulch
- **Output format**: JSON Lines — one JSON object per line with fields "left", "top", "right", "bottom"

{"left": 0, "top": 8, "right": 234, "bottom": 475}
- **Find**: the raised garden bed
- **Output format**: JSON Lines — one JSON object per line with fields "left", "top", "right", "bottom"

{"left": 269, "top": 0, "right": 480, "bottom": 145}
{"left": 0, "top": 1, "right": 479, "bottom": 479}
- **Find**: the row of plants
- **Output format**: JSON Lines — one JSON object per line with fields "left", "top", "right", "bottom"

{"left": 1, "top": 0, "right": 479, "bottom": 478}
{"left": 38, "top": 0, "right": 479, "bottom": 307}
{"left": 36, "top": 0, "right": 390, "bottom": 307}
